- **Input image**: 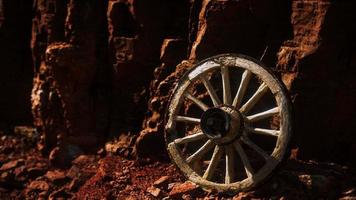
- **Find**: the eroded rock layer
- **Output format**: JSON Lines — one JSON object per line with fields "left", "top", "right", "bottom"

{"left": 31, "top": 0, "right": 110, "bottom": 166}
{"left": 0, "top": 0, "right": 354, "bottom": 167}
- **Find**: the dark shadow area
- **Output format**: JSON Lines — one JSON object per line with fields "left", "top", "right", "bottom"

{"left": 292, "top": 1, "right": 356, "bottom": 167}
{"left": 192, "top": 0, "right": 293, "bottom": 69}
{"left": 0, "top": 0, "right": 34, "bottom": 130}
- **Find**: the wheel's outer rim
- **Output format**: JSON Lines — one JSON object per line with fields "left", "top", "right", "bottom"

{"left": 164, "top": 53, "right": 293, "bottom": 193}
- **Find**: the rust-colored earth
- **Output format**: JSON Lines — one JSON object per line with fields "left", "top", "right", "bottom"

{"left": 0, "top": 129, "right": 355, "bottom": 199}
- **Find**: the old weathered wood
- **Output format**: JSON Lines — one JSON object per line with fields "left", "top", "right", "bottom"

{"left": 165, "top": 54, "right": 292, "bottom": 193}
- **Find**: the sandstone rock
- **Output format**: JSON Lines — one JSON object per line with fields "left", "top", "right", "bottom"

{"left": 31, "top": 0, "right": 110, "bottom": 156}
{"left": 0, "top": 171, "right": 12, "bottom": 184}
{"left": 169, "top": 182, "right": 199, "bottom": 198}
{"left": 14, "top": 126, "right": 38, "bottom": 142}
{"left": 168, "top": 182, "right": 179, "bottom": 190}
{"left": 107, "top": 0, "right": 190, "bottom": 152}
{"left": 72, "top": 155, "right": 95, "bottom": 166}
{"left": 27, "top": 180, "right": 49, "bottom": 191}
{"left": 45, "top": 170, "right": 68, "bottom": 185}
{"left": 147, "top": 186, "right": 161, "bottom": 197}
{"left": 276, "top": 0, "right": 356, "bottom": 166}
{"left": 134, "top": 61, "right": 192, "bottom": 158}
{"left": 0, "top": 159, "right": 24, "bottom": 171}
{"left": 232, "top": 192, "right": 251, "bottom": 200}
{"left": 153, "top": 175, "right": 170, "bottom": 188}
{"left": 105, "top": 134, "right": 135, "bottom": 156}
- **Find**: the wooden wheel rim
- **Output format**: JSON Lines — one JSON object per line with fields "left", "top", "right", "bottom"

{"left": 165, "top": 54, "right": 292, "bottom": 192}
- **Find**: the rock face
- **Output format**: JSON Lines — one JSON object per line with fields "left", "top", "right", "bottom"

{"left": 137, "top": 0, "right": 356, "bottom": 168}
{"left": 31, "top": 0, "right": 110, "bottom": 164}
{"left": 107, "top": 0, "right": 190, "bottom": 137}
{"left": 276, "top": 0, "right": 356, "bottom": 166}
{"left": 0, "top": 0, "right": 355, "bottom": 167}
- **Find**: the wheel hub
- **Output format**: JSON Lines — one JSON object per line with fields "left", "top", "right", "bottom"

{"left": 201, "top": 106, "right": 243, "bottom": 144}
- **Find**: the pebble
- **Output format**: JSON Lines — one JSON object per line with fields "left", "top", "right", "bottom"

{"left": 147, "top": 186, "right": 161, "bottom": 197}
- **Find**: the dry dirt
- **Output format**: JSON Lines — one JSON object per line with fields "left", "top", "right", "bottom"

{"left": 0, "top": 128, "right": 355, "bottom": 199}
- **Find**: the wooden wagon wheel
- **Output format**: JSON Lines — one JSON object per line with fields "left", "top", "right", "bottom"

{"left": 165, "top": 54, "right": 292, "bottom": 193}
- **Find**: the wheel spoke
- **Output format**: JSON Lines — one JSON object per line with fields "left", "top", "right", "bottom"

{"left": 184, "top": 92, "right": 209, "bottom": 111}
{"left": 240, "top": 83, "right": 268, "bottom": 114}
{"left": 241, "top": 135, "right": 270, "bottom": 160}
{"left": 200, "top": 75, "right": 222, "bottom": 106}
{"left": 233, "top": 141, "right": 254, "bottom": 178}
{"left": 174, "top": 132, "right": 206, "bottom": 145}
{"left": 203, "top": 145, "right": 223, "bottom": 180}
{"left": 221, "top": 66, "right": 232, "bottom": 105}
{"left": 246, "top": 107, "right": 279, "bottom": 123}
{"left": 232, "top": 70, "right": 252, "bottom": 108}
{"left": 176, "top": 116, "right": 200, "bottom": 124}
{"left": 245, "top": 126, "right": 280, "bottom": 137}
{"left": 186, "top": 140, "right": 215, "bottom": 163}
{"left": 225, "top": 145, "right": 235, "bottom": 184}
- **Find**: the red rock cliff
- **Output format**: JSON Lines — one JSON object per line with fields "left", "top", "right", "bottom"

{"left": 0, "top": 0, "right": 355, "bottom": 167}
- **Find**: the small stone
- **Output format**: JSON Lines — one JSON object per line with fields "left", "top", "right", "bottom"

{"left": 45, "top": 170, "right": 68, "bottom": 185}
{"left": 169, "top": 182, "right": 199, "bottom": 198}
{"left": 153, "top": 175, "right": 170, "bottom": 188}
{"left": 122, "top": 169, "right": 130, "bottom": 174}
{"left": 49, "top": 147, "right": 60, "bottom": 164}
{"left": 14, "top": 126, "right": 38, "bottom": 141}
{"left": 182, "top": 194, "right": 193, "bottom": 199}
{"left": 0, "top": 171, "right": 12, "bottom": 182}
{"left": 28, "top": 180, "right": 49, "bottom": 191}
{"left": 233, "top": 192, "right": 251, "bottom": 200}
{"left": 147, "top": 186, "right": 161, "bottom": 197}
{"left": 298, "top": 174, "right": 312, "bottom": 189}
{"left": 72, "top": 155, "right": 94, "bottom": 166}
{"left": 168, "top": 182, "right": 178, "bottom": 190}
{"left": 0, "top": 159, "right": 24, "bottom": 171}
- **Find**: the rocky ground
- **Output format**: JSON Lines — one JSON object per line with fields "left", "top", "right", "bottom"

{"left": 0, "top": 127, "right": 355, "bottom": 200}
